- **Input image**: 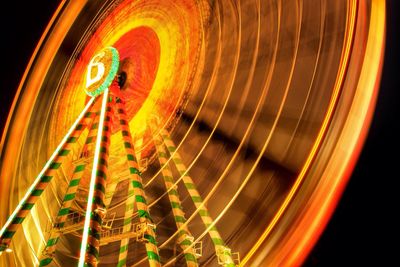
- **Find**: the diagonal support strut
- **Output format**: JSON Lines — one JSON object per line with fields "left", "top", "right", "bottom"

{"left": 0, "top": 97, "right": 96, "bottom": 252}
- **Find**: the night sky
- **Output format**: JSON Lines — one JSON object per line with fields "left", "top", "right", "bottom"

{"left": 0, "top": 1, "right": 398, "bottom": 265}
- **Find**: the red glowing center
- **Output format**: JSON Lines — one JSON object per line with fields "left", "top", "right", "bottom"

{"left": 83, "top": 26, "right": 161, "bottom": 133}
{"left": 113, "top": 26, "right": 160, "bottom": 120}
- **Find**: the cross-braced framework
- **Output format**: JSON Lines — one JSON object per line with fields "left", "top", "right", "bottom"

{"left": 149, "top": 119, "right": 239, "bottom": 267}
{"left": 0, "top": 78, "right": 239, "bottom": 266}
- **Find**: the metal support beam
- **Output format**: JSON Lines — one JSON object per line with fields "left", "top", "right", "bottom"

{"left": 115, "top": 177, "right": 135, "bottom": 267}
{"left": 100, "top": 163, "right": 136, "bottom": 266}
{"left": 153, "top": 121, "right": 236, "bottom": 266}
{"left": 153, "top": 132, "right": 199, "bottom": 266}
{"left": 0, "top": 97, "right": 96, "bottom": 252}
{"left": 39, "top": 111, "right": 98, "bottom": 266}
{"left": 79, "top": 89, "right": 112, "bottom": 267}
{"left": 115, "top": 98, "right": 161, "bottom": 267}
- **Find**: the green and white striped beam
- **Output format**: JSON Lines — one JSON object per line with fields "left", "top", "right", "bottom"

{"left": 78, "top": 89, "right": 112, "bottom": 267}
{"left": 115, "top": 97, "right": 161, "bottom": 267}
{"left": 100, "top": 160, "right": 135, "bottom": 267}
{"left": 153, "top": 132, "right": 199, "bottom": 267}
{"left": 156, "top": 124, "right": 235, "bottom": 267}
{"left": 0, "top": 97, "right": 96, "bottom": 252}
{"left": 116, "top": 180, "right": 135, "bottom": 267}
{"left": 39, "top": 112, "right": 98, "bottom": 266}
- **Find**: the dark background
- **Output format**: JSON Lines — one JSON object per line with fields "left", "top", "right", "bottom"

{"left": 0, "top": 1, "right": 398, "bottom": 266}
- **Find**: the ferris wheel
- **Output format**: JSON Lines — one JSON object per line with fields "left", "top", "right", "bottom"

{"left": 0, "top": 0, "right": 385, "bottom": 266}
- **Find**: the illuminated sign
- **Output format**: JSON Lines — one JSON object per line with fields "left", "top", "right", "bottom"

{"left": 85, "top": 47, "right": 119, "bottom": 97}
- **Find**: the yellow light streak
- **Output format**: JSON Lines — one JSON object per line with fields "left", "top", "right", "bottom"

{"left": 241, "top": 0, "right": 358, "bottom": 264}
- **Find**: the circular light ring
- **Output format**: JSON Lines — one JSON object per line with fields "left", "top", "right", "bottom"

{"left": 51, "top": 0, "right": 203, "bottom": 159}
{"left": 108, "top": 26, "right": 161, "bottom": 132}
{"left": 0, "top": 1, "right": 386, "bottom": 266}
{"left": 84, "top": 46, "right": 120, "bottom": 97}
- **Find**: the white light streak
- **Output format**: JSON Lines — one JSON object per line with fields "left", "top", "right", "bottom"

{"left": 78, "top": 88, "right": 109, "bottom": 267}
{"left": 0, "top": 97, "right": 95, "bottom": 239}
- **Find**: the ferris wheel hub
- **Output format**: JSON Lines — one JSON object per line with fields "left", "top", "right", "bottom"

{"left": 84, "top": 46, "right": 120, "bottom": 97}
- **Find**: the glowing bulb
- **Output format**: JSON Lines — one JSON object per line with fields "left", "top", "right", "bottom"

{"left": 5, "top": 248, "right": 12, "bottom": 253}
{"left": 94, "top": 207, "right": 107, "bottom": 218}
